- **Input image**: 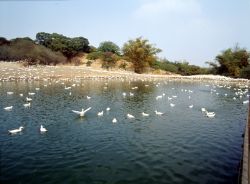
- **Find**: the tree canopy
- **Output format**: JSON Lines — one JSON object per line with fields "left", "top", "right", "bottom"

{"left": 122, "top": 37, "right": 161, "bottom": 73}
{"left": 98, "top": 41, "right": 120, "bottom": 55}
{"left": 36, "top": 32, "right": 90, "bottom": 58}
{"left": 207, "top": 46, "right": 250, "bottom": 78}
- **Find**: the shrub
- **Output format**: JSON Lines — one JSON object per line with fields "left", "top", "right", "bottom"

{"left": 86, "top": 51, "right": 103, "bottom": 60}
{"left": 0, "top": 38, "right": 67, "bottom": 65}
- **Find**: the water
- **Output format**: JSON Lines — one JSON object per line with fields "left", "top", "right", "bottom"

{"left": 0, "top": 80, "right": 249, "bottom": 184}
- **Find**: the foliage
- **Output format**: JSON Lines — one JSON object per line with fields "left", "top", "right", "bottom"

{"left": 0, "top": 37, "right": 10, "bottom": 45}
{"left": 101, "top": 52, "right": 118, "bottom": 70}
{"left": 207, "top": 46, "right": 250, "bottom": 78}
{"left": 0, "top": 37, "right": 66, "bottom": 65}
{"left": 36, "top": 32, "right": 90, "bottom": 58}
{"left": 98, "top": 41, "right": 120, "bottom": 55}
{"left": 119, "top": 62, "right": 128, "bottom": 70}
{"left": 152, "top": 60, "right": 178, "bottom": 73}
{"left": 152, "top": 59, "right": 209, "bottom": 75}
{"left": 86, "top": 51, "right": 103, "bottom": 60}
{"left": 240, "top": 65, "right": 250, "bottom": 79}
{"left": 86, "top": 60, "right": 92, "bottom": 66}
{"left": 122, "top": 37, "right": 161, "bottom": 73}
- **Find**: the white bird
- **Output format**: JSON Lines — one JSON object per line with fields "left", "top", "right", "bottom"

{"left": 23, "top": 103, "right": 31, "bottom": 107}
{"left": 19, "top": 93, "right": 23, "bottom": 97}
{"left": 206, "top": 111, "right": 216, "bottom": 118}
{"left": 112, "top": 118, "right": 117, "bottom": 123}
{"left": 172, "top": 95, "right": 177, "bottom": 98}
{"left": 97, "top": 111, "right": 104, "bottom": 116}
{"left": 87, "top": 96, "right": 91, "bottom": 99}
{"left": 201, "top": 108, "right": 206, "bottom": 112}
{"left": 40, "top": 125, "right": 47, "bottom": 132}
{"left": 7, "top": 92, "right": 14, "bottom": 95}
{"left": 156, "top": 95, "right": 162, "bottom": 100}
{"left": 170, "top": 103, "right": 175, "bottom": 107}
{"left": 72, "top": 107, "right": 91, "bottom": 117}
{"left": 35, "top": 88, "right": 40, "bottom": 91}
{"left": 8, "top": 126, "right": 24, "bottom": 134}
{"left": 142, "top": 112, "right": 149, "bottom": 117}
{"left": 168, "top": 97, "right": 172, "bottom": 100}
{"left": 4, "top": 106, "right": 13, "bottom": 111}
{"left": 127, "top": 113, "right": 135, "bottom": 119}
{"left": 28, "top": 92, "right": 35, "bottom": 96}
{"left": 189, "top": 105, "right": 193, "bottom": 108}
{"left": 243, "top": 100, "right": 249, "bottom": 104}
{"left": 26, "top": 97, "right": 32, "bottom": 102}
{"left": 65, "top": 86, "right": 71, "bottom": 90}
{"left": 122, "top": 92, "right": 126, "bottom": 97}
{"left": 155, "top": 110, "right": 164, "bottom": 115}
{"left": 106, "top": 107, "right": 111, "bottom": 111}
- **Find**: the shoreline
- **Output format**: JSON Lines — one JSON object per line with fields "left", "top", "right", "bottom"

{"left": 0, "top": 62, "right": 249, "bottom": 84}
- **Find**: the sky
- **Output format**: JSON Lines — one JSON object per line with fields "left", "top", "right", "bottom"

{"left": 0, "top": 0, "right": 250, "bottom": 66}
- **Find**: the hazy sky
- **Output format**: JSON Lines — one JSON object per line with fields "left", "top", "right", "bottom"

{"left": 0, "top": 0, "right": 249, "bottom": 66}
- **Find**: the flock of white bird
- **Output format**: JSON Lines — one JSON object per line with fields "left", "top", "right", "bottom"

{"left": 2, "top": 79, "right": 249, "bottom": 135}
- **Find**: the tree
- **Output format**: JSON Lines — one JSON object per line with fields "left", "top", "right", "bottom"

{"left": 208, "top": 45, "right": 250, "bottom": 78}
{"left": 0, "top": 38, "right": 66, "bottom": 65}
{"left": 0, "top": 37, "right": 10, "bottom": 45}
{"left": 36, "top": 32, "right": 90, "bottom": 58}
{"left": 122, "top": 37, "right": 161, "bottom": 73}
{"left": 98, "top": 41, "right": 120, "bottom": 55}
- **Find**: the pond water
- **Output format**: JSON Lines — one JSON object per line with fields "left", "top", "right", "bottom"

{"left": 0, "top": 80, "right": 249, "bottom": 184}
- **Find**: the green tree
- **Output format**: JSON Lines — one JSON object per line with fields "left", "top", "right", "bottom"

{"left": 122, "top": 37, "right": 161, "bottom": 73}
{"left": 208, "top": 46, "right": 250, "bottom": 77}
{"left": 98, "top": 41, "right": 120, "bottom": 55}
{"left": 36, "top": 32, "right": 90, "bottom": 58}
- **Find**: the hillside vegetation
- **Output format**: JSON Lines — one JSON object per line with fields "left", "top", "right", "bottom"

{"left": 0, "top": 32, "right": 249, "bottom": 78}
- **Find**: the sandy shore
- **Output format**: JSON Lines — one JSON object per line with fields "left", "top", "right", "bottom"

{"left": 0, "top": 62, "right": 249, "bottom": 84}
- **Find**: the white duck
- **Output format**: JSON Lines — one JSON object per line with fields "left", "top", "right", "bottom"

{"left": 127, "top": 114, "right": 135, "bottom": 119}
{"left": 206, "top": 111, "right": 216, "bottom": 118}
{"left": 142, "top": 112, "right": 149, "bottom": 117}
{"left": 189, "top": 105, "right": 193, "bottom": 108}
{"left": 7, "top": 92, "right": 14, "bottom": 95}
{"left": 155, "top": 110, "right": 164, "bottom": 115}
{"left": 72, "top": 107, "right": 91, "bottom": 117}
{"left": 4, "top": 106, "right": 13, "bottom": 111}
{"left": 23, "top": 103, "right": 31, "bottom": 107}
{"left": 201, "top": 108, "right": 206, "bottom": 112}
{"left": 40, "top": 125, "right": 47, "bottom": 132}
{"left": 170, "top": 103, "right": 175, "bottom": 107}
{"left": 106, "top": 107, "right": 111, "bottom": 111}
{"left": 112, "top": 118, "right": 117, "bottom": 123}
{"left": 97, "top": 111, "right": 104, "bottom": 116}
{"left": 26, "top": 97, "right": 32, "bottom": 102}
{"left": 8, "top": 126, "right": 24, "bottom": 134}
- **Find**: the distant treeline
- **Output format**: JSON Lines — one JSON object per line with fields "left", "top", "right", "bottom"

{"left": 0, "top": 32, "right": 249, "bottom": 78}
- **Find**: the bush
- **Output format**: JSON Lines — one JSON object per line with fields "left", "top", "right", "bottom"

{"left": 119, "top": 62, "right": 127, "bottom": 70}
{"left": 101, "top": 52, "right": 118, "bottom": 70}
{"left": 86, "top": 51, "right": 103, "bottom": 60}
{"left": 98, "top": 41, "right": 120, "bottom": 55}
{"left": 86, "top": 60, "right": 92, "bottom": 66}
{"left": 0, "top": 38, "right": 67, "bottom": 65}
{"left": 240, "top": 65, "right": 250, "bottom": 79}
